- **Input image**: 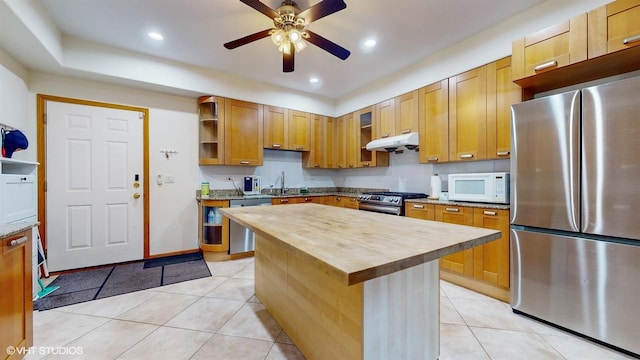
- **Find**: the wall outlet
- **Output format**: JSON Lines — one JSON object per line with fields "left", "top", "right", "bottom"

{"left": 165, "top": 175, "right": 175, "bottom": 184}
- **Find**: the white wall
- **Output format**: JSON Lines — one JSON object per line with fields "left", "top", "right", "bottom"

{"left": 28, "top": 73, "right": 201, "bottom": 256}
{"left": 0, "top": 48, "right": 32, "bottom": 160}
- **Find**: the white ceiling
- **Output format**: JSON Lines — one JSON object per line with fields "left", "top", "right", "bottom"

{"left": 2, "top": 0, "right": 544, "bottom": 99}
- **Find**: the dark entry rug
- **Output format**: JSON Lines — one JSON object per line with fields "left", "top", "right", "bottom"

{"left": 34, "top": 253, "right": 211, "bottom": 311}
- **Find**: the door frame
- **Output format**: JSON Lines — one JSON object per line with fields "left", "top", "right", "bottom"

{"left": 36, "top": 94, "right": 151, "bottom": 259}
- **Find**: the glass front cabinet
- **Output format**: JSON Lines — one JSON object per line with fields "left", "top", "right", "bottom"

{"left": 199, "top": 199, "right": 229, "bottom": 254}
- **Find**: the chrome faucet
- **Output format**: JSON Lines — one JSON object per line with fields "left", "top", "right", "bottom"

{"left": 280, "top": 171, "right": 287, "bottom": 194}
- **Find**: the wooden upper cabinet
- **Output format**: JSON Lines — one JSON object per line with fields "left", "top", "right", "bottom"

{"left": 335, "top": 114, "right": 347, "bottom": 169}
{"left": 325, "top": 117, "right": 336, "bottom": 169}
{"left": 303, "top": 114, "right": 329, "bottom": 168}
{"left": 198, "top": 96, "right": 225, "bottom": 165}
{"left": 486, "top": 57, "right": 521, "bottom": 160}
{"left": 355, "top": 106, "right": 388, "bottom": 168}
{"left": 588, "top": 0, "right": 640, "bottom": 57}
{"left": 512, "top": 13, "right": 588, "bottom": 81}
{"left": 264, "top": 106, "right": 288, "bottom": 150}
{"left": 345, "top": 112, "right": 359, "bottom": 168}
{"left": 395, "top": 90, "right": 419, "bottom": 135}
{"left": 264, "top": 107, "right": 310, "bottom": 151}
{"left": 449, "top": 66, "right": 487, "bottom": 162}
{"left": 288, "top": 110, "right": 311, "bottom": 151}
{"left": 375, "top": 99, "right": 395, "bottom": 138}
{"left": 419, "top": 80, "right": 449, "bottom": 163}
{"left": 224, "top": 99, "right": 264, "bottom": 166}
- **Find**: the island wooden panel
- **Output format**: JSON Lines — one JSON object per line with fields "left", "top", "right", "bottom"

{"left": 255, "top": 236, "right": 363, "bottom": 360}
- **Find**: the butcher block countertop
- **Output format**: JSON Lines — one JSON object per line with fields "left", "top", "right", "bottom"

{"left": 220, "top": 203, "right": 500, "bottom": 286}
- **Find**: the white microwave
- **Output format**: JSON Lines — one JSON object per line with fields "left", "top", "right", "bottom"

{"left": 448, "top": 172, "right": 510, "bottom": 204}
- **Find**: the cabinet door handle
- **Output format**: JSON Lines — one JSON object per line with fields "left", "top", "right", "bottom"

{"left": 413, "top": 204, "right": 425, "bottom": 209}
{"left": 427, "top": 157, "right": 439, "bottom": 161}
{"left": 623, "top": 34, "right": 640, "bottom": 45}
{"left": 338, "top": 165, "right": 343, "bottom": 168}
{"left": 295, "top": 146, "right": 304, "bottom": 151}
{"left": 336, "top": 197, "right": 342, "bottom": 201}
{"left": 362, "top": 163, "right": 370, "bottom": 167}
{"left": 349, "top": 164, "right": 354, "bottom": 168}
{"left": 445, "top": 207, "right": 460, "bottom": 212}
{"left": 401, "top": 129, "right": 411, "bottom": 134}
{"left": 381, "top": 133, "right": 390, "bottom": 138}
{"left": 497, "top": 151, "right": 510, "bottom": 156}
{"left": 483, "top": 211, "right": 497, "bottom": 216}
{"left": 459, "top": 154, "right": 474, "bottom": 159}
{"left": 280, "top": 199, "right": 289, "bottom": 203}
{"left": 314, "top": 164, "right": 320, "bottom": 168}
{"left": 240, "top": 161, "right": 250, "bottom": 165}
{"left": 534, "top": 60, "right": 558, "bottom": 72}
{"left": 271, "top": 144, "right": 281, "bottom": 148}
{"left": 10, "top": 236, "right": 28, "bottom": 247}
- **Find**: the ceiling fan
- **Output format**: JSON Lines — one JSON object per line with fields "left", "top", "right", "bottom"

{"left": 224, "top": 0, "right": 351, "bottom": 72}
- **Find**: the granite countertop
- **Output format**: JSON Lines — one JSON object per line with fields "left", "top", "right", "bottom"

{"left": 220, "top": 203, "right": 500, "bottom": 286}
{"left": 197, "top": 187, "right": 385, "bottom": 201}
{"left": 0, "top": 221, "right": 39, "bottom": 239}
{"left": 406, "top": 198, "right": 510, "bottom": 210}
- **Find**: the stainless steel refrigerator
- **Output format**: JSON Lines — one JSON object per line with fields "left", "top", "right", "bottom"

{"left": 510, "top": 75, "right": 640, "bottom": 356}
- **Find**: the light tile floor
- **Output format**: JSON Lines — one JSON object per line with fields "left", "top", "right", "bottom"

{"left": 28, "top": 257, "right": 635, "bottom": 360}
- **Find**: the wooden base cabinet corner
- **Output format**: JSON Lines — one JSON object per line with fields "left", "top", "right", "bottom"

{"left": 405, "top": 202, "right": 510, "bottom": 302}
{"left": 1, "top": 230, "right": 33, "bottom": 359}
{"left": 198, "top": 200, "right": 229, "bottom": 261}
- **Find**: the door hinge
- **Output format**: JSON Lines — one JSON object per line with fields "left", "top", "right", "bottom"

{"left": 139, "top": 112, "right": 144, "bottom": 120}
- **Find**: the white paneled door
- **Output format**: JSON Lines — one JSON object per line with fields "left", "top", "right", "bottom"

{"left": 46, "top": 101, "right": 144, "bottom": 271}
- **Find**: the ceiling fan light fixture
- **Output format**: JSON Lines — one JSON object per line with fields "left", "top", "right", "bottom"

{"left": 270, "top": 29, "right": 285, "bottom": 46}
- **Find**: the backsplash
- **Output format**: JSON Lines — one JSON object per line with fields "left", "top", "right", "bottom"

{"left": 199, "top": 149, "right": 510, "bottom": 196}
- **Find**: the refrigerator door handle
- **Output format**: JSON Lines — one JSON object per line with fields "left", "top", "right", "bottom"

{"left": 568, "top": 91, "right": 581, "bottom": 231}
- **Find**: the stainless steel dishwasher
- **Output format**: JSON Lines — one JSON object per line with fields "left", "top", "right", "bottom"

{"left": 228, "top": 198, "right": 271, "bottom": 254}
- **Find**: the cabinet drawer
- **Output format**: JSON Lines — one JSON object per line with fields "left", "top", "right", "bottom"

{"left": 589, "top": 0, "right": 640, "bottom": 57}
{"left": 1, "top": 175, "right": 36, "bottom": 224}
{"left": 405, "top": 203, "right": 434, "bottom": 220}
{"left": 512, "top": 13, "right": 588, "bottom": 80}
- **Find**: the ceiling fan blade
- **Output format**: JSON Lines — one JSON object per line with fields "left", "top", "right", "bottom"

{"left": 298, "top": 0, "right": 346, "bottom": 24}
{"left": 239, "top": 0, "right": 278, "bottom": 19}
{"left": 224, "top": 29, "right": 272, "bottom": 49}
{"left": 283, "top": 43, "right": 294, "bottom": 72}
{"left": 305, "top": 30, "right": 350, "bottom": 60}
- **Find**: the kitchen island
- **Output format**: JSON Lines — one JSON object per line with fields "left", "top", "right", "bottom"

{"left": 220, "top": 203, "right": 500, "bottom": 360}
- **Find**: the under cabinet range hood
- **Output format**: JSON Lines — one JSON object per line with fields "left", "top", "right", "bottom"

{"left": 365, "top": 132, "right": 419, "bottom": 152}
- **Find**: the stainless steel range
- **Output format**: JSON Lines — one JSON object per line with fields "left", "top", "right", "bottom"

{"left": 358, "top": 192, "right": 428, "bottom": 216}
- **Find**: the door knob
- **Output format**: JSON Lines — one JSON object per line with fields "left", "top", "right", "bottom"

{"left": 133, "top": 193, "right": 141, "bottom": 199}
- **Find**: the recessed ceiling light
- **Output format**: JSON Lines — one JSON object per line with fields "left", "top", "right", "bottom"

{"left": 148, "top": 32, "right": 164, "bottom": 41}
{"left": 309, "top": 77, "right": 320, "bottom": 83}
{"left": 364, "top": 39, "right": 377, "bottom": 48}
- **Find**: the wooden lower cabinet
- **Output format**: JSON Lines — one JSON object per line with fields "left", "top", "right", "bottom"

{"left": 1, "top": 230, "right": 33, "bottom": 360}
{"left": 199, "top": 200, "right": 230, "bottom": 260}
{"left": 334, "top": 196, "right": 359, "bottom": 209}
{"left": 272, "top": 196, "right": 334, "bottom": 205}
{"left": 406, "top": 202, "right": 510, "bottom": 301}
{"left": 435, "top": 205, "right": 475, "bottom": 275}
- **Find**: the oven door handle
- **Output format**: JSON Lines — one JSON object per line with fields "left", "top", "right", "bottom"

{"left": 358, "top": 203, "right": 402, "bottom": 216}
